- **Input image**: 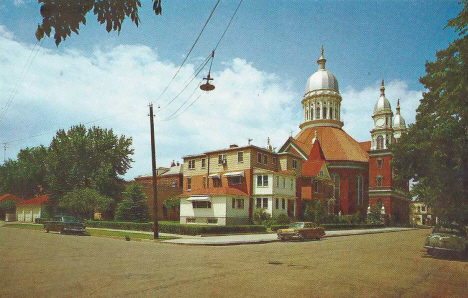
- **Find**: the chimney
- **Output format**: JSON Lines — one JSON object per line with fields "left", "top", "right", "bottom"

{"left": 171, "top": 160, "right": 176, "bottom": 167}
{"left": 230, "top": 144, "right": 238, "bottom": 148}
{"left": 176, "top": 161, "right": 180, "bottom": 166}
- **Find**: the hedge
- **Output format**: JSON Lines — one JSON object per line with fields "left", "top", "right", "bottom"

{"left": 86, "top": 220, "right": 267, "bottom": 235}
{"left": 270, "top": 225, "right": 289, "bottom": 231}
{"left": 321, "top": 223, "right": 385, "bottom": 230}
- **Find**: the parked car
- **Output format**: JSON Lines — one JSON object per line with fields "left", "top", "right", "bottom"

{"left": 424, "top": 224, "right": 467, "bottom": 258}
{"left": 44, "top": 216, "right": 87, "bottom": 234}
{"left": 277, "top": 222, "right": 325, "bottom": 241}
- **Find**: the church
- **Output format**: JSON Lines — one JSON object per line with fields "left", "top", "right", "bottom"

{"left": 178, "top": 47, "right": 410, "bottom": 225}
{"left": 278, "top": 47, "right": 410, "bottom": 223}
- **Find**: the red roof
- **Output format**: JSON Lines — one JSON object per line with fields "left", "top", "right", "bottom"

{"left": 0, "top": 194, "right": 24, "bottom": 203}
{"left": 294, "top": 127, "right": 369, "bottom": 162}
{"left": 180, "top": 187, "right": 248, "bottom": 197}
{"left": 359, "top": 141, "right": 372, "bottom": 152}
{"left": 302, "top": 140, "right": 327, "bottom": 177}
{"left": 17, "top": 195, "right": 50, "bottom": 205}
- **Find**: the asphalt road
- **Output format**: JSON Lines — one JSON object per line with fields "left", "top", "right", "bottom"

{"left": 1, "top": 227, "right": 467, "bottom": 297}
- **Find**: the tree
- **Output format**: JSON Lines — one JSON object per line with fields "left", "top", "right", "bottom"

{"left": 391, "top": 1, "right": 468, "bottom": 224}
{"left": 47, "top": 125, "right": 134, "bottom": 202}
{"left": 115, "top": 183, "right": 149, "bottom": 222}
{"left": 0, "top": 146, "right": 48, "bottom": 199}
{"left": 59, "top": 188, "right": 114, "bottom": 219}
{"left": 302, "top": 200, "right": 326, "bottom": 224}
{"left": 366, "top": 205, "right": 383, "bottom": 224}
{"left": 36, "top": 0, "right": 162, "bottom": 46}
{"left": 0, "top": 200, "right": 17, "bottom": 220}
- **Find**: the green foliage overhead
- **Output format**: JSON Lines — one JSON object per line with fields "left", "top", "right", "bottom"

{"left": 115, "top": 183, "right": 149, "bottom": 222}
{"left": 0, "top": 146, "right": 48, "bottom": 199}
{"left": 59, "top": 188, "right": 114, "bottom": 219}
{"left": 0, "top": 200, "right": 17, "bottom": 213}
{"left": 47, "top": 125, "right": 134, "bottom": 201}
{"left": 36, "top": 0, "right": 163, "bottom": 46}
{"left": 391, "top": 1, "right": 468, "bottom": 224}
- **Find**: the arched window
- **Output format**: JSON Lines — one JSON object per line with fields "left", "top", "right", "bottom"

{"left": 329, "top": 107, "right": 333, "bottom": 119}
{"left": 356, "top": 175, "right": 364, "bottom": 206}
{"left": 376, "top": 135, "right": 384, "bottom": 150}
{"left": 322, "top": 107, "right": 327, "bottom": 119}
{"left": 305, "top": 107, "right": 309, "bottom": 120}
{"left": 316, "top": 107, "right": 320, "bottom": 119}
{"left": 331, "top": 173, "right": 340, "bottom": 205}
{"left": 376, "top": 176, "right": 383, "bottom": 187}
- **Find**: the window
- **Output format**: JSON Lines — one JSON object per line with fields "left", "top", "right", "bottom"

{"left": 238, "top": 152, "right": 244, "bottom": 163}
{"left": 377, "top": 159, "right": 383, "bottom": 170}
{"left": 257, "top": 152, "right": 262, "bottom": 164}
{"left": 332, "top": 173, "right": 340, "bottom": 205}
{"left": 171, "top": 180, "right": 177, "bottom": 188}
{"left": 263, "top": 198, "right": 268, "bottom": 209}
{"left": 319, "top": 170, "right": 324, "bottom": 176}
{"left": 256, "top": 198, "right": 262, "bottom": 208}
{"left": 356, "top": 175, "right": 364, "bottom": 206}
{"left": 275, "top": 176, "right": 279, "bottom": 187}
{"left": 232, "top": 198, "right": 236, "bottom": 209}
{"left": 188, "top": 159, "right": 195, "bottom": 170}
{"left": 201, "top": 158, "right": 206, "bottom": 168}
{"left": 292, "top": 159, "right": 297, "bottom": 169}
{"left": 282, "top": 177, "right": 286, "bottom": 188}
{"left": 275, "top": 198, "right": 279, "bottom": 209}
{"left": 376, "top": 176, "right": 383, "bottom": 187}
{"left": 314, "top": 179, "right": 319, "bottom": 193}
{"left": 282, "top": 199, "right": 286, "bottom": 210}
{"left": 257, "top": 175, "right": 268, "bottom": 187}
{"left": 237, "top": 199, "right": 244, "bottom": 209}
{"left": 213, "top": 178, "right": 220, "bottom": 187}
{"left": 316, "top": 107, "right": 320, "bottom": 119}
{"left": 421, "top": 206, "right": 426, "bottom": 212}
{"left": 192, "top": 201, "right": 211, "bottom": 208}
{"left": 218, "top": 154, "right": 227, "bottom": 165}
{"left": 186, "top": 217, "right": 196, "bottom": 223}
{"left": 273, "top": 157, "right": 276, "bottom": 165}
{"left": 376, "top": 135, "right": 384, "bottom": 150}
{"left": 207, "top": 218, "right": 218, "bottom": 224}
{"left": 263, "top": 154, "right": 268, "bottom": 165}
{"left": 290, "top": 179, "right": 294, "bottom": 190}
{"left": 230, "top": 176, "right": 242, "bottom": 185}
{"left": 187, "top": 177, "right": 192, "bottom": 190}
{"left": 322, "top": 107, "right": 326, "bottom": 119}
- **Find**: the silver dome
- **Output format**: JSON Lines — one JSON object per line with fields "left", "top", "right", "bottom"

{"left": 306, "top": 70, "right": 339, "bottom": 93}
{"left": 393, "top": 114, "right": 406, "bottom": 128}
{"left": 305, "top": 46, "right": 339, "bottom": 94}
{"left": 373, "top": 79, "right": 392, "bottom": 113}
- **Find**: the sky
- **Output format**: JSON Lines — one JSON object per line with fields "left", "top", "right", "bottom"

{"left": 0, "top": 0, "right": 463, "bottom": 180}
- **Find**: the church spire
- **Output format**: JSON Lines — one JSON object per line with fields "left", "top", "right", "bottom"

{"left": 380, "top": 79, "right": 385, "bottom": 96}
{"left": 317, "top": 45, "right": 326, "bottom": 70}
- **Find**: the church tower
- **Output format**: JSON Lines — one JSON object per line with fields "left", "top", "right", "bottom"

{"left": 370, "top": 79, "right": 393, "bottom": 150}
{"left": 368, "top": 81, "right": 409, "bottom": 223}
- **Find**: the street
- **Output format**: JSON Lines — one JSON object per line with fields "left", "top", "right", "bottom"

{"left": 1, "top": 227, "right": 467, "bottom": 297}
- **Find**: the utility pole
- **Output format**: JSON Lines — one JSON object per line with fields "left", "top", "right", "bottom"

{"left": 149, "top": 104, "right": 159, "bottom": 239}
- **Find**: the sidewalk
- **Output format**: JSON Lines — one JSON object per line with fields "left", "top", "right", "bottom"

{"left": 162, "top": 227, "right": 417, "bottom": 246}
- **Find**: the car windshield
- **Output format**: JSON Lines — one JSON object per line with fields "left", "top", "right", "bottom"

{"left": 62, "top": 216, "right": 80, "bottom": 223}
{"left": 289, "top": 222, "right": 305, "bottom": 229}
{"left": 433, "top": 226, "right": 466, "bottom": 236}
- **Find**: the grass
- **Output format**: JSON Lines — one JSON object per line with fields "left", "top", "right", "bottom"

{"left": 2, "top": 223, "right": 178, "bottom": 241}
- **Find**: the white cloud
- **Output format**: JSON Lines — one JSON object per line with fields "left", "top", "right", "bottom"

{"left": 0, "top": 26, "right": 300, "bottom": 179}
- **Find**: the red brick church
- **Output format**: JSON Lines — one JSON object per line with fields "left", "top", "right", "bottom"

{"left": 279, "top": 47, "right": 410, "bottom": 223}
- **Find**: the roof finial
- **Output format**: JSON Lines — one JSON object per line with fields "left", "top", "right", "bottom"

{"left": 396, "top": 98, "right": 401, "bottom": 114}
{"left": 317, "top": 45, "right": 326, "bottom": 70}
{"left": 312, "top": 130, "right": 319, "bottom": 144}
{"left": 380, "top": 79, "right": 385, "bottom": 96}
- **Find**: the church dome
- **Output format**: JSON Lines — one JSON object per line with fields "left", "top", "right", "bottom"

{"left": 393, "top": 99, "right": 406, "bottom": 128}
{"left": 305, "top": 47, "right": 339, "bottom": 94}
{"left": 373, "top": 79, "right": 392, "bottom": 113}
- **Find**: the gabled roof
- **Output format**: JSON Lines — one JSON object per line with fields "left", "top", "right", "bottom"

{"left": 359, "top": 141, "right": 371, "bottom": 152}
{"left": 17, "top": 195, "right": 50, "bottom": 205}
{"left": 293, "top": 127, "right": 369, "bottom": 162}
{"left": 0, "top": 194, "right": 24, "bottom": 203}
{"left": 180, "top": 187, "right": 248, "bottom": 197}
{"left": 301, "top": 139, "right": 329, "bottom": 178}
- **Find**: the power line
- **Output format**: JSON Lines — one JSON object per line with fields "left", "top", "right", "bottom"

{"left": 159, "top": 79, "right": 204, "bottom": 121}
{"left": 154, "top": 0, "right": 222, "bottom": 104}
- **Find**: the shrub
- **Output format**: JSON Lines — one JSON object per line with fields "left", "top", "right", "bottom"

{"left": 253, "top": 208, "right": 271, "bottom": 225}
{"left": 59, "top": 188, "right": 114, "bottom": 219}
{"left": 115, "top": 183, "right": 149, "bottom": 222}
{"left": 276, "top": 214, "right": 290, "bottom": 224}
{"left": 271, "top": 224, "right": 289, "bottom": 231}
{"left": 86, "top": 220, "right": 267, "bottom": 235}
{"left": 302, "top": 200, "right": 327, "bottom": 224}
{"left": 366, "top": 205, "right": 383, "bottom": 224}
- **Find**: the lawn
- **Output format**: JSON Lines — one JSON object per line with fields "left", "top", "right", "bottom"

{"left": 2, "top": 223, "right": 177, "bottom": 241}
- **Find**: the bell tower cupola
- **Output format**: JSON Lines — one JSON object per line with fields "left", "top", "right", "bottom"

{"left": 300, "top": 46, "right": 343, "bottom": 130}
{"left": 371, "top": 79, "right": 394, "bottom": 150}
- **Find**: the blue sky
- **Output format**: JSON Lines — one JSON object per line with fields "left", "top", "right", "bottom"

{"left": 0, "top": 0, "right": 463, "bottom": 179}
